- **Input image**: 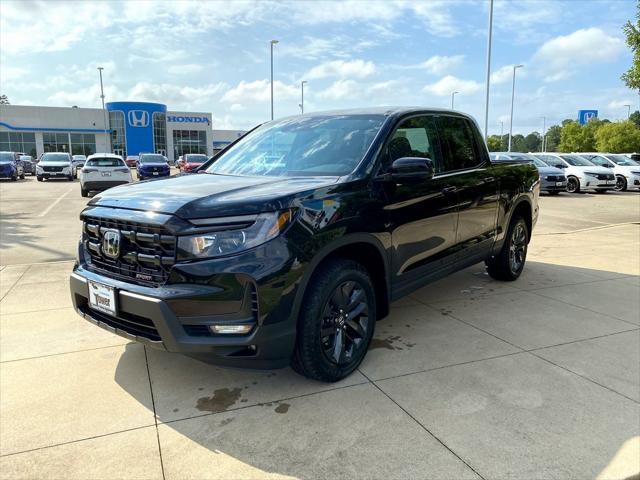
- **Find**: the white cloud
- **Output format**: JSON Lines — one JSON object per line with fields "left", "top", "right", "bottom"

{"left": 533, "top": 28, "right": 625, "bottom": 81}
{"left": 304, "top": 60, "right": 376, "bottom": 80}
{"left": 608, "top": 100, "right": 634, "bottom": 109}
{"left": 229, "top": 103, "right": 246, "bottom": 112}
{"left": 128, "top": 82, "right": 228, "bottom": 109}
{"left": 317, "top": 80, "right": 359, "bottom": 101}
{"left": 220, "top": 79, "right": 298, "bottom": 104}
{"left": 490, "top": 65, "right": 527, "bottom": 85}
{"left": 407, "top": 55, "right": 465, "bottom": 75}
{"left": 48, "top": 84, "right": 123, "bottom": 108}
{"left": 168, "top": 64, "right": 204, "bottom": 75}
{"left": 423, "top": 75, "right": 482, "bottom": 96}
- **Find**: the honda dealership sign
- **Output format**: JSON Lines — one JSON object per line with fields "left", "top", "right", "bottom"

{"left": 578, "top": 110, "right": 598, "bottom": 125}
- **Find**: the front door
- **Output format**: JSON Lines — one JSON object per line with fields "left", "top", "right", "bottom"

{"left": 377, "top": 115, "right": 460, "bottom": 298}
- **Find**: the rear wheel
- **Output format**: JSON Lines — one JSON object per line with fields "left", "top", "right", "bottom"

{"left": 292, "top": 259, "right": 376, "bottom": 382}
{"left": 37, "top": 176, "right": 43, "bottom": 182}
{"left": 615, "top": 175, "right": 627, "bottom": 192}
{"left": 566, "top": 176, "right": 580, "bottom": 193}
{"left": 11, "top": 175, "right": 17, "bottom": 181}
{"left": 486, "top": 215, "right": 529, "bottom": 281}
{"left": 81, "top": 187, "right": 89, "bottom": 197}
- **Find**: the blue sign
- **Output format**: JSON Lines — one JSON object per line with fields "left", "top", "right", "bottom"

{"left": 106, "top": 101, "right": 167, "bottom": 156}
{"left": 578, "top": 110, "right": 598, "bottom": 125}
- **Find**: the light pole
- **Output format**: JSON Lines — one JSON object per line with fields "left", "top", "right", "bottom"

{"left": 542, "top": 116, "right": 546, "bottom": 152}
{"left": 625, "top": 104, "right": 631, "bottom": 119}
{"left": 270, "top": 39, "right": 279, "bottom": 120}
{"left": 508, "top": 64, "right": 524, "bottom": 152}
{"left": 499, "top": 121, "right": 504, "bottom": 150}
{"left": 483, "top": 0, "right": 494, "bottom": 140}
{"left": 300, "top": 80, "right": 307, "bottom": 114}
{"left": 97, "top": 66, "right": 110, "bottom": 152}
{"left": 451, "top": 91, "right": 459, "bottom": 109}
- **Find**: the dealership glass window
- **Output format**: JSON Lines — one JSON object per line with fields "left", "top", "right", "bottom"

{"left": 109, "top": 111, "right": 126, "bottom": 157}
{"left": 153, "top": 112, "right": 167, "bottom": 155}
{"left": 43, "top": 132, "right": 71, "bottom": 153}
{"left": 0, "top": 131, "right": 37, "bottom": 157}
{"left": 173, "top": 130, "right": 207, "bottom": 157}
{"left": 70, "top": 133, "right": 96, "bottom": 156}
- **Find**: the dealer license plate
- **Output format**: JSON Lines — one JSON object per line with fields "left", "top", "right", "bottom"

{"left": 153, "top": 172, "right": 159, "bottom": 176}
{"left": 556, "top": 181, "right": 565, "bottom": 186}
{"left": 102, "top": 171, "right": 111, "bottom": 177}
{"left": 88, "top": 281, "right": 116, "bottom": 316}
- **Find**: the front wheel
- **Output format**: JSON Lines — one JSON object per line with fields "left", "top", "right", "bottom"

{"left": 11, "top": 175, "right": 17, "bottom": 181}
{"left": 37, "top": 176, "right": 43, "bottom": 182}
{"left": 566, "top": 177, "right": 580, "bottom": 193}
{"left": 20, "top": 173, "right": 25, "bottom": 179}
{"left": 615, "top": 175, "right": 627, "bottom": 192}
{"left": 68, "top": 175, "right": 74, "bottom": 181}
{"left": 291, "top": 259, "right": 376, "bottom": 382}
{"left": 486, "top": 216, "right": 529, "bottom": 281}
{"left": 80, "top": 187, "right": 89, "bottom": 197}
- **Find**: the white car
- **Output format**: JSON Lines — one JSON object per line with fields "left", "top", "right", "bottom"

{"left": 36, "top": 152, "right": 74, "bottom": 181}
{"left": 579, "top": 153, "right": 640, "bottom": 192}
{"left": 79, "top": 153, "right": 132, "bottom": 197}
{"left": 531, "top": 153, "right": 616, "bottom": 193}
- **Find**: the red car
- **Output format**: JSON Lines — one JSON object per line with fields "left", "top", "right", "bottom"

{"left": 179, "top": 153, "right": 208, "bottom": 173}
{"left": 125, "top": 155, "right": 139, "bottom": 168}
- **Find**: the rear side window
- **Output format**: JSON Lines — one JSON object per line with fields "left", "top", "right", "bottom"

{"left": 385, "top": 116, "right": 442, "bottom": 172}
{"left": 437, "top": 116, "right": 480, "bottom": 172}
{"left": 86, "top": 158, "right": 125, "bottom": 167}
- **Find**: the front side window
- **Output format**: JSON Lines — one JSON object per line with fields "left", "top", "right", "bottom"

{"left": 207, "top": 115, "right": 385, "bottom": 177}
{"left": 605, "top": 154, "right": 638, "bottom": 166}
{"left": 437, "top": 116, "right": 480, "bottom": 171}
{"left": 560, "top": 154, "right": 593, "bottom": 166}
{"left": 584, "top": 155, "right": 610, "bottom": 167}
{"left": 384, "top": 115, "right": 440, "bottom": 172}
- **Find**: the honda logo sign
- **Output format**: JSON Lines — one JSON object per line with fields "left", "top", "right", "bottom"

{"left": 128, "top": 110, "right": 150, "bottom": 128}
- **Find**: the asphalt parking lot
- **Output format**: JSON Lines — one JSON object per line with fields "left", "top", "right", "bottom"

{"left": 1, "top": 177, "right": 639, "bottom": 479}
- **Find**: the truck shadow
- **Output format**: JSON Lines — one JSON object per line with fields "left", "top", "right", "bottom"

{"left": 113, "top": 260, "right": 639, "bottom": 479}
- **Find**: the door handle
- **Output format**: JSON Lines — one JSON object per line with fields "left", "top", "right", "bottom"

{"left": 441, "top": 186, "right": 457, "bottom": 195}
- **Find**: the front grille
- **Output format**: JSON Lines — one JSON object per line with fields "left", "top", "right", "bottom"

{"left": 43, "top": 166, "right": 63, "bottom": 172}
{"left": 545, "top": 175, "right": 566, "bottom": 182}
{"left": 83, "top": 217, "right": 176, "bottom": 286}
{"left": 79, "top": 304, "right": 161, "bottom": 341}
{"left": 596, "top": 173, "right": 615, "bottom": 181}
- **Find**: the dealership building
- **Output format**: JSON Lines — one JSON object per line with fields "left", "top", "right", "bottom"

{"left": 0, "top": 102, "right": 245, "bottom": 162}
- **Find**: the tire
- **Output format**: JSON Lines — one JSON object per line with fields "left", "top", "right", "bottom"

{"left": 615, "top": 175, "right": 627, "bottom": 192}
{"left": 566, "top": 176, "right": 580, "bottom": 193}
{"left": 291, "top": 259, "right": 376, "bottom": 382}
{"left": 81, "top": 187, "right": 89, "bottom": 197}
{"left": 37, "top": 176, "right": 43, "bottom": 182}
{"left": 68, "top": 175, "right": 74, "bottom": 181}
{"left": 19, "top": 173, "right": 25, "bottom": 179}
{"left": 11, "top": 175, "right": 17, "bottom": 181}
{"left": 486, "top": 215, "right": 529, "bottom": 282}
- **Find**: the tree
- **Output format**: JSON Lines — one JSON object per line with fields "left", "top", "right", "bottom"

{"left": 545, "top": 125, "right": 562, "bottom": 151}
{"left": 487, "top": 135, "right": 501, "bottom": 152}
{"left": 621, "top": 2, "right": 640, "bottom": 90}
{"left": 510, "top": 134, "right": 527, "bottom": 152}
{"left": 630, "top": 110, "right": 640, "bottom": 127}
{"left": 596, "top": 121, "right": 640, "bottom": 152}
{"left": 559, "top": 121, "right": 598, "bottom": 152}
{"left": 524, "top": 132, "right": 541, "bottom": 152}
{"left": 0, "top": 94, "right": 9, "bottom": 104}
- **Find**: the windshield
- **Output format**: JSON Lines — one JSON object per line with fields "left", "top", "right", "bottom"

{"left": 560, "top": 154, "right": 593, "bottom": 166}
{"left": 139, "top": 154, "right": 167, "bottom": 164}
{"left": 207, "top": 114, "right": 386, "bottom": 177}
{"left": 185, "top": 154, "right": 207, "bottom": 163}
{"left": 40, "top": 153, "right": 70, "bottom": 163}
{"left": 532, "top": 158, "right": 548, "bottom": 168}
{"left": 0, "top": 152, "right": 13, "bottom": 163}
{"left": 583, "top": 155, "right": 610, "bottom": 167}
{"left": 86, "top": 158, "right": 125, "bottom": 167}
{"left": 605, "top": 154, "right": 638, "bottom": 166}
{"left": 506, "top": 153, "right": 534, "bottom": 162}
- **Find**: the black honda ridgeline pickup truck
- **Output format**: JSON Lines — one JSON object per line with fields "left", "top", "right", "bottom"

{"left": 70, "top": 108, "right": 539, "bottom": 382}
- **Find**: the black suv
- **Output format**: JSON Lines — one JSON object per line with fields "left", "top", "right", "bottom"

{"left": 70, "top": 108, "right": 539, "bottom": 382}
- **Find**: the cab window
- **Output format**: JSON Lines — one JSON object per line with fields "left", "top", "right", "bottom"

{"left": 384, "top": 116, "right": 441, "bottom": 172}
{"left": 437, "top": 116, "right": 481, "bottom": 172}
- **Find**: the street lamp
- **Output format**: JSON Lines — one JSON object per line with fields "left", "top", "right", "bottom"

{"left": 97, "top": 66, "right": 110, "bottom": 152}
{"left": 300, "top": 80, "right": 307, "bottom": 114}
{"left": 483, "top": 0, "right": 494, "bottom": 140}
{"left": 508, "top": 64, "right": 524, "bottom": 152}
{"left": 270, "top": 39, "right": 279, "bottom": 120}
{"left": 624, "top": 104, "right": 632, "bottom": 119}
{"left": 451, "top": 91, "right": 459, "bottom": 109}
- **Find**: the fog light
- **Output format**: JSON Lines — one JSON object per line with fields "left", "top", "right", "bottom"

{"left": 210, "top": 324, "right": 253, "bottom": 334}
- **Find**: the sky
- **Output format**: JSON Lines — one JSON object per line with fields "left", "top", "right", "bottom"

{"left": 0, "top": 0, "right": 636, "bottom": 135}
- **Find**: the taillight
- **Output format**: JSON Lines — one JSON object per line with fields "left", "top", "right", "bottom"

{"left": 114, "top": 168, "right": 130, "bottom": 173}
{"left": 82, "top": 168, "right": 98, "bottom": 173}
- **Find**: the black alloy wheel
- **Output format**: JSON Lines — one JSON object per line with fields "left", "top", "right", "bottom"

{"left": 566, "top": 177, "right": 580, "bottom": 193}
{"left": 615, "top": 175, "right": 627, "bottom": 192}
{"left": 508, "top": 221, "right": 527, "bottom": 276}
{"left": 320, "top": 280, "right": 370, "bottom": 366}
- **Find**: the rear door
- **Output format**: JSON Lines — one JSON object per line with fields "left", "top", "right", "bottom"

{"left": 379, "top": 115, "right": 460, "bottom": 296}
{"left": 436, "top": 115, "right": 499, "bottom": 260}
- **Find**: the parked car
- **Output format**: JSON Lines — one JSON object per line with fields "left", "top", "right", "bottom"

{"left": 490, "top": 152, "right": 566, "bottom": 195}
{"left": 79, "top": 153, "right": 133, "bottom": 197}
{"left": 577, "top": 153, "right": 640, "bottom": 192}
{"left": 489, "top": 152, "right": 533, "bottom": 163}
{"left": 36, "top": 152, "right": 74, "bottom": 181}
{"left": 136, "top": 153, "right": 170, "bottom": 180}
{"left": 0, "top": 151, "right": 25, "bottom": 180}
{"left": 70, "top": 108, "right": 539, "bottom": 382}
{"left": 125, "top": 155, "right": 139, "bottom": 168}
{"left": 19, "top": 155, "right": 35, "bottom": 176}
{"left": 531, "top": 153, "right": 615, "bottom": 193}
{"left": 72, "top": 154, "right": 87, "bottom": 172}
{"left": 179, "top": 153, "right": 208, "bottom": 173}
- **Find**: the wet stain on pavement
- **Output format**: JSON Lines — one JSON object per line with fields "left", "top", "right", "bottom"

{"left": 220, "top": 417, "right": 234, "bottom": 426}
{"left": 369, "top": 335, "right": 414, "bottom": 351}
{"left": 275, "top": 403, "right": 290, "bottom": 414}
{"left": 196, "top": 387, "right": 242, "bottom": 412}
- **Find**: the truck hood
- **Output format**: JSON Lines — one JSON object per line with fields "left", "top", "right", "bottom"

{"left": 89, "top": 172, "right": 341, "bottom": 218}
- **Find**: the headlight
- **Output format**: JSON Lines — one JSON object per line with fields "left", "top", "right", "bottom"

{"left": 177, "top": 210, "right": 295, "bottom": 259}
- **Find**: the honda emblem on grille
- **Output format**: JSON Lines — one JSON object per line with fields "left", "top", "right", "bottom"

{"left": 102, "top": 230, "right": 121, "bottom": 259}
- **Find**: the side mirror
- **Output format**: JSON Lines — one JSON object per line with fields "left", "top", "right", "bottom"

{"left": 391, "top": 157, "right": 435, "bottom": 182}
{"left": 555, "top": 164, "right": 566, "bottom": 169}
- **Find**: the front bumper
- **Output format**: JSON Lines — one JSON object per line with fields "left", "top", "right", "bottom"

{"left": 70, "top": 236, "right": 300, "bottom": 368}
{"left": 580, "top": 177, "right": 616, "bottom": 190}
{"left": 38, "top": 171, "right": 71, "bottom": 179}
{"left": 540, "top": 178, "right": 566, "bottom": 192}
{"left": 139, "top": 170, "right": 170, "bottom": 178}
